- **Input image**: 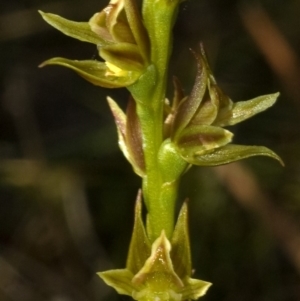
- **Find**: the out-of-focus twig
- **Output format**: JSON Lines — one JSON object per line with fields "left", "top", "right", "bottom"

{"left": 240, "top": 4, "right": 300, "bottom": 103}
{"left": 214, "top": 162, "right": 300, "bottom": 274}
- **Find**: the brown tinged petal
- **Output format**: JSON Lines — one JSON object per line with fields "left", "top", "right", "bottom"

{"left": 176, "top": 124, "right": 233, "bottom": 155}
{"left": 89, "top": 11, "right": 114, "bottom": 42}
{"left": 107, "top": 96, "right": 127, "bottom": 153}
{"left": 172, "top": 51, "right": 208, "bottom": 139}
{"left": 124, "top": 0, "right": 150, "bottom": 62}
{"left": 107, "top": 97, "right": 145, "bottom": 176}
{"left": 126, "top": 97, "right": 145, "bottom": 175}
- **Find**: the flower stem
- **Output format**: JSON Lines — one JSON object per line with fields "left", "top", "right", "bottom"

{"left": 128, "top": 0, "right": 181, "bottom": 241}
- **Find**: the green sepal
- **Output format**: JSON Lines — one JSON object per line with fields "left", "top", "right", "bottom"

{"left": 171, "top": 202, "right": 191, "bottom": 278}
{"left": 39, "top": 57, "right": 140, "bottom": 88}
{"left": 183, "top": 144, "right": 284, "bottom": 166}
{"left": 180, "top": 277, "right": 212, "bottom": 300}
{"left": 97, "top": 269, "right": 136, "bottom": 296}
{"left": 176, "top": 125, "right": 233, "bottom": 155}
{"left": 39, "top": 11, "right": 109, "bottom": 46}
{"left": 214, "top": 92, "right": 280, "bottom": 127}
{"left": 126, "top": 190, "right": 151, "bottom": 274}
{"left": 100, "top": 43, "right": 145, "bottom": 72}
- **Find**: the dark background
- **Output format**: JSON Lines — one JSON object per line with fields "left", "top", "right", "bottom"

{"left": 0, "top": 0, "right": 300, "bottom": 300}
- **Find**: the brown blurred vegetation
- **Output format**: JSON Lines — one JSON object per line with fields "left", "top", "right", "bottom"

{"left": 0, "top": 0, "right": 300, "bottom": 300}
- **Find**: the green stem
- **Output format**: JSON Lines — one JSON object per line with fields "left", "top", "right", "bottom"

{"left": 128, "top": 0, "right": 181, "bottom": 241}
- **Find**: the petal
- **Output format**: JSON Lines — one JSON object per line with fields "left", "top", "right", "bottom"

{"left": 100, "top": 43, "right": 145, "bottom": 71}
{"left": 172, "top": 51, "right": 208, "bottom": 138}
{"left": 172, "top": 76, "right": 185, "bottom": 112}
{"left": 105, "top": 0, "right": 134, "bottom": 43}
{"left": 132, "top": 231, "right": 183, "bottom": 288}
{"left": 124, "top": 0, "right": 150, "bottom": 62}
{"left": 190, "top": 93, "right": 218, "bottom": 126}
{"left": 39, "top": 57, "right": 140, "bottom": 88}
{"left": 176, "top": 125, "right": 233, "bottom": 155}
{"left": 126, "top": 98, "right": 145, "bottom": 176}
{"left": 97, "top": 269, "right": 136, "bottom": 296}
{"left": 107, "top": 96, "right": 128, "bottom": 157}
{"left": 180, "top": 277, "right": 212, "bottom": 300}
{"left": 126, "top": 190, "right": 151, "bottom": 273}
{"left": 171, "top": 202, "right": 192, "bottom": 278}
{"left": 183, "top": 144, "right": 283, "bottom": 166}
{"left": 89, "top": 11, "right": 114, "bottom": 42}
{"left": 209, "top": 83, "right": 233, "bottom": 114}
{"left": 214, "top": 92, "right": 280, "bottom": 126}
{"left": 39, "top": 11, "right": 109, "bottom": 46}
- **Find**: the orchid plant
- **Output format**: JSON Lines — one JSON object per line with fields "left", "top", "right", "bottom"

{"left": 39, "top": 0, "right": 282, "bottom": 300}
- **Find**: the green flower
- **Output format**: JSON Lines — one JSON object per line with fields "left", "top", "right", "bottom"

{"left": 161, "top": 46, "right": 283, "bottom": 167}
{"left": 39, "top": 0, "right": 150, "bottom": 88}
{"left": 98, "top": 191, "right": 211, "bottom": 301}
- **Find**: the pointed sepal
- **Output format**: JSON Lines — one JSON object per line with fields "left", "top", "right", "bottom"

{"left": 98, "top": 269, "right": 136, "bottom": 296}
{"left": 214, "top": 92, "right": 280, "bottom": 127}
{"left": 183, "top": 144, "right": 284, "bottom": 166}
{"left": 39, "top": 11, "right": 109, "bottom": 45}
{"left": 180, "top": 277, "right": 212, "bottom": 300}
{"left": 39, "top": 57, "right": 140, "bottom": 88}
{"left": 171, "top": 202, "right": 191, "bottom": 278}
{"left": 126, "top": 190, "right": 151, "bottom": 273}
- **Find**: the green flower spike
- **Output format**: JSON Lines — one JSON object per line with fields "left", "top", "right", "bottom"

{"left": 98, "top": 190, "right": 211, "bottom": 301}
{"left": 162, "top": 46, "right": 284, "bottom": 166}
{"left": 39, "top": 0, "right": 150, "bottom": 88}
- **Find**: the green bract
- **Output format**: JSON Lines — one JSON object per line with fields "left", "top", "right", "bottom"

{"left": 99, "top": 192, "right": 211, "bottom": 301}
{"left": 39, "top": 0, "right": 150, "bottom": 88}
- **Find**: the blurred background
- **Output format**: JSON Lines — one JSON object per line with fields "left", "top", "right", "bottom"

{"left": 0, "top": 0, "right": 300, "bottom": 300}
